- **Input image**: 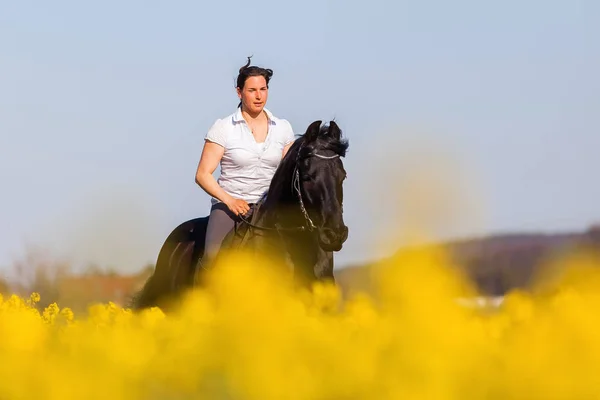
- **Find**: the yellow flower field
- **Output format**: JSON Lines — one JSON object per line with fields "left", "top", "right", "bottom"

{"left": 1, "top": 246, "right": 600, "bottom": 399}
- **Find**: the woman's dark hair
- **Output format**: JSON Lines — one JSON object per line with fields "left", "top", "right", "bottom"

{"left": 236, "top": 56, "right": 273, "bottom": 90}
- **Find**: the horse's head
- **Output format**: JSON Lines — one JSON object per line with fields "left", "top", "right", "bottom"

{"left": 293, "top": 120, "right": 349, "bottom": 251}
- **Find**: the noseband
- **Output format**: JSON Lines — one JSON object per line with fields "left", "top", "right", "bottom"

{"left": 238, "top": 144, "right": 341, "bottom": 233}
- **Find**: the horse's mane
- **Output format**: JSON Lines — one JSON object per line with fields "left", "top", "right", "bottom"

{"left": 263, "top": 122, "right": 349, "bottom": 211}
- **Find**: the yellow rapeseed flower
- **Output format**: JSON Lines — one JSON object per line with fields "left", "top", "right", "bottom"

{"left": 1, "top": 246, "right": 600, "bottom": 398}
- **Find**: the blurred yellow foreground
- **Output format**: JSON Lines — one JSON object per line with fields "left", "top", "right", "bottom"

{"left": 1, "top": 245, "right": 600, "bottom": 399}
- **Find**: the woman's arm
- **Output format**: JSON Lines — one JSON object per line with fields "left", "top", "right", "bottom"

{"left": 195, "top": 141, "right": 232, "bottom": 202}
{"left": 195, "top": 141, "right": 249, "bottom": 215}
{"left": 282, "top": 142, "right": 293, "bottom": 158}
{"left": 282, "top": 120, "right": 295, "bottom": 159}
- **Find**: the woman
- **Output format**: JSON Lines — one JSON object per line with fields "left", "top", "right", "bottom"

{"left": 195, "top": 57, "right": 295, "bottom": 264}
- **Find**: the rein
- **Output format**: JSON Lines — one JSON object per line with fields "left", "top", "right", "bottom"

{"left": 237, "top": 146, "right": 340, "bottom": 234}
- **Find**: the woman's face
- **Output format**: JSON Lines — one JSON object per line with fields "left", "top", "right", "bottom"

{"left": 237, "top": 75, "right": 268, "bottom": 115}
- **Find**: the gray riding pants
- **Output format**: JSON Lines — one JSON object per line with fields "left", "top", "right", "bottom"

{"left": 204, "top": 202, "right": 238, "bottom": 264}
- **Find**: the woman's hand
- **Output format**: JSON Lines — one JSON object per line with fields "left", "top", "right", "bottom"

{"left": 225, "top": 197, "right": 250, "bottom": 216}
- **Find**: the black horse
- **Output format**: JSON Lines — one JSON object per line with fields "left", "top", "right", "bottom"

{"left": 129, "top": 120, "right": 349, "bottom": 311}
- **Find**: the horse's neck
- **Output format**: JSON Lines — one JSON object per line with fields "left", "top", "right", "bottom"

{"left": 263, "top": 174, "right": 299, "bottom": 226}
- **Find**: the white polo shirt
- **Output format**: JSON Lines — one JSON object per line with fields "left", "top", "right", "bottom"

{"left": 204, "top": 106, "right": 295, "bottom": 205}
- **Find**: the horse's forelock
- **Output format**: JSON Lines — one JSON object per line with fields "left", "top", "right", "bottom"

{"left": 306, "top": 127, "right": 349, "bottom": 158}
{"left": 322, "top": 137, "right": 349, "bottom": 157}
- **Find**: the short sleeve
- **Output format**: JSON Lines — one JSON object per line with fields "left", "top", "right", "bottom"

{"left": 282, "top": 120, "right": 295, "bottom": 146}
{"left": 204, "top": 119, "right": 227, "bottom": 147}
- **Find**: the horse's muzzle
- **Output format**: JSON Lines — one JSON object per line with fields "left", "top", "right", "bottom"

{"left": 319, "top": 225, "right": 349, "bottom": 252}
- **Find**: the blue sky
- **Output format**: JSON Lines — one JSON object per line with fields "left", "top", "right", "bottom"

{"left": 1, "top": 1, "right": 598, "bottom": 277}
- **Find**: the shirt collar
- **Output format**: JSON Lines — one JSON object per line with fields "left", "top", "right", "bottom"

{"left": 232, "top": 106, "right": 276, "bottom": 124}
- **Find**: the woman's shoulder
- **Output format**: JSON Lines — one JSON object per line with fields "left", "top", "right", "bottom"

{"left": 265, "top": 110, "right": 295, "bottom": 145}
{"left": 274, "top": 117, "right": 293, "bottom": 130}
{"left": 209, "top": 110, "right": 239, "bottom": 129}
{"left": 265, "top": 109, "right": 293, "bottom": 132}
{"left": 265, "top": 108, "right": 289, "bottom": 124}
{"left": 205, "top": 111, "right": 239, "bottom": 146}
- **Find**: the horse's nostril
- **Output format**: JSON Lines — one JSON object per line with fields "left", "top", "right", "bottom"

{"left": 318, "top": 226, "right": 347, "bottom": 252}
{"left": 323, "top": 228, "right": 337, "bottom": 242}
{"left": 322, "top": 226, "right": 348, "bottom": 244}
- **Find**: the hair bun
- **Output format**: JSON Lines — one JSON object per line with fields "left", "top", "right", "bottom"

{"left": 239, "top": 56, "right": 252, "bottom": 74}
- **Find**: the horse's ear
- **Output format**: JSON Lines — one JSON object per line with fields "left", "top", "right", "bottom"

{"left": 304, "top": 120, "right": 322, "bottom": 142}
{"left": 328, "top": 120, "right": 342, "bottom": 140}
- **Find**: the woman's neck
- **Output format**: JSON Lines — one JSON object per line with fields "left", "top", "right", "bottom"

{"left": 241, "top": 106, "right": 265, "bottom": 121}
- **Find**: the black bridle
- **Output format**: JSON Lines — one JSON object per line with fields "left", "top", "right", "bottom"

{"left": 238, "top": 145, "right": 341, "bottom": 234}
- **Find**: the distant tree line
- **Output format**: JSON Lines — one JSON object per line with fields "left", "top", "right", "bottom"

{"left": 336, "top": 225, "right": 600, "bottom": 298}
